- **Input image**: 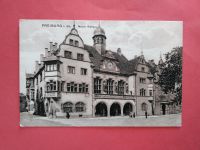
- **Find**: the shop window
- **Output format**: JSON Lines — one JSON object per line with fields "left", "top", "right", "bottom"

{"left": 63, "top": 102, "right": 73, "bottom": 113}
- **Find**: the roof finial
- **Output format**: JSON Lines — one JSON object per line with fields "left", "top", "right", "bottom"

{"left": 98, "top": 20, "right": 101, "bottom": 27}
{"left": 141, "top": 37, "right": 144, "bottom": 56}
{"left": 73, "top": 20, "right": 76, "bottom": 28}
{"left": 160, "top": 51, "right": 162, "bottom": 59}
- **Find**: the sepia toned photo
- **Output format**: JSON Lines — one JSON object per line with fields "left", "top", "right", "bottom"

{"left": 20, "top": 20, "right": 182, "bottom": 127}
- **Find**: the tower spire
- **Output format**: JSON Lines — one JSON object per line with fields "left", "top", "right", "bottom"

{"left": 98, "top": 20, "right": 101, "bottom": 27}
{"left": 141, "top": 37, "right": 144, "bottom": 56}
{"left": 160, "top": 51, "right": 162, "bottom": 59}
{"left": 73, "top": 20, "right": 76, "bottom": 28}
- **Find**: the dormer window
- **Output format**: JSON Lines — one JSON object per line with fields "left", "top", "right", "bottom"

{"left": 69, "top": 39, "right": 73, "bottom": 45}
{"left": 75, "top": 40, "right": 79, "bottom": 47}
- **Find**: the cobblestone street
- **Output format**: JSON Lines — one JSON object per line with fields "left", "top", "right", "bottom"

{"left": 20, "top": 112, "right": 181, "bottom": 127}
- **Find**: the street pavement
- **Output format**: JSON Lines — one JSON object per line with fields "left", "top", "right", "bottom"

{"left": 20, "top": 112, "right": 181, "bottom": 127}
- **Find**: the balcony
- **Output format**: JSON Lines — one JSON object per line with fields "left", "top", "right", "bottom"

{"left": 94, "top": 94, "right": 135, "bottom": 100}
{"left": 45, "top": 91, "right": 61, "bottom": 98}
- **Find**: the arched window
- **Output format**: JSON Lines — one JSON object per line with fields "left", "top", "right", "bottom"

{"left": 105, "top": 79, "right": 114, "bottom": 94}
{"left": 141, "top": 103, "right": 148, "bottom": 111}
{"left": 63, "top": 102, "right": 73, "bottom": 112}
{"left": 117, "top": 80, "right": 125, "bottom": 95}
{"left": 75, "top": 102, "right": 85, "bottom": 112}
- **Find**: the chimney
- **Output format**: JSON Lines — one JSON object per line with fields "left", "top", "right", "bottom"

{"left": 49, "top": 42, "right": 53, "bottom": 52}
{"left": 35, "top": 61, "right": 39, "bottom": 71}
{"left": 40, "top": 54, "right": 44, "bottom": 62}
{"left": 117, "top": 48, "right": 122, "bottom": 55}
{"left": 53, "top": 42, "right": 58, "bottom": 51}
{"left": 55, "top": 42, "right": 58, "bottom": 48}
{"left": 45, "top": 48, "right": 48, "bottom": 57}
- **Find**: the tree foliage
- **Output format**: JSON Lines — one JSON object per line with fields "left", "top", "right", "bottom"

{"left": 158, "top": 47, "right": 182, "bottom": 104}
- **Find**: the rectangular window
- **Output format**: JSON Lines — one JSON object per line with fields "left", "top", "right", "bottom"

{"left": 47, "top": 80, "right": 57, "bottom": 92}
{"left": 140, "top": 88, "right": 146, "bottom": 96}
{"left": 77, "top": 53, "right": 84, "bottom": 61}
{"left": 36, "top": 77, "right": 38, "bottom": 85}
{"left": 85, "top": 84, "right": 88, "bottom": 93}
{"left": 139, "top": 77, "right": 146, "bottom": 83}
{"left": 75, "top": 40, "right": 79, "bottom": 47}
{"left": 141, "top": 67, "right": 145, "bottom": 72}
{"left": 79, "top": 84, "right": 83, "bottom": 93}
{"left": 69, "top": 39, "right": 73, "bottom": 45}
{"left": 118, "top": 80, "right": 125, "bottom": 95}
{"left": 82, "top": 83, "right": 86, "bottom": 93}
{"left": 40, "top": 73, "right": 42, "bottom": 82}
{"left": 94, "top": 78, "right": 101, "bottom": 94}
{"left": 74, "top": 84, "right": 77, "bottom": 92}
{"left": 67, "top": 66, "right": 75, "bottom": 74}
{"left": 67, "top": 82, "right": 78, "bottom": 93}
{"left": 81, "top": 68, "right": 87, "bottom": 75}
{"left": 67, "top": 83, "right": 71, "bottom": 92}
{"left": 149, "top": 90, "right": 153, "bottom": 96}
{"left": 106, "top": 79, "right": 113, "bottom": 95}
{"left": 64, "top": 51, "right": 72, "bottom": 59}
{"left": 46, "top": 64, "right": 58, "bottom": 71}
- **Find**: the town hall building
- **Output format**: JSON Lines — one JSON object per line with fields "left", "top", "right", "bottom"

{"left": 26, "top": 24, "right": 160, "bottom": 118}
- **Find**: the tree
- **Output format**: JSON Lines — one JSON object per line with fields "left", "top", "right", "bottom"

{"left": 158, "top": 47, "right": 182, "bottom": 104}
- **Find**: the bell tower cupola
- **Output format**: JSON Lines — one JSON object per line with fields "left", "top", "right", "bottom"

{"left": 93, "top": 23, "right": 106, "bottom": 55}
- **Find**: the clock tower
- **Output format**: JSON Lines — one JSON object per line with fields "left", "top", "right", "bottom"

{"left": 93, "top": 25, "right": 106, "bottom": 55}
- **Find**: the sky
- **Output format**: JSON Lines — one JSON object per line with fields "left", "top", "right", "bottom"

{"left": 20, "top": 20, "right": 182, "bottom": 93}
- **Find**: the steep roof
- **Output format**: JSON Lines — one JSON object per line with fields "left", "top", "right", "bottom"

{"left": 84, "top": 44, "right": 139, "bottom": 75}
{"left": 84, "top": 44, "right": 103, "bottom": 70}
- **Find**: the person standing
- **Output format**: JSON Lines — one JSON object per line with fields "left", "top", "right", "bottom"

{"left": 66, "top": 112, "right": 70, "bottom": 119}
{"left": 145, "top": 111, "right": 148, "bottom": 118}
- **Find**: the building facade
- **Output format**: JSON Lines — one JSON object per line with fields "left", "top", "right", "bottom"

{"left": 26, "top": 25, "right": 159, "bottom": 117}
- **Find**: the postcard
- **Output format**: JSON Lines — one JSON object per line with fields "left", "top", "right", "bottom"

{"left": 20, "top": 20, "right": 182, "bottom": 127}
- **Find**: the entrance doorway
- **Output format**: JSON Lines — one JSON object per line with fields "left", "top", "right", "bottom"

{"left": 110, "top": 103, "right": 121, "bottom": 116}
{"left": 95, "top": 102, "right": 107, "bottom": 117}
{"left": 162, "top": 104, "right": 166, "bottom": 115}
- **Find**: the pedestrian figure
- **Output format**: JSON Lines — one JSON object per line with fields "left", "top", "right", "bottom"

{"left": 66, "top": 112, "right": 70, "bottom": 119}
{"left": 133, "top": 112, "right": 135, "bottom": 118}
{"left": 129, "top": 112, "right": 133, "bottom": 118}
{"left": 145, "top": 111, "right": 148, "bottom": 118}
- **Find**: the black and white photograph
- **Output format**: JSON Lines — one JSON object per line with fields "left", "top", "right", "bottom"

{"left": 20, "top": 20, "right": 182, "bottom": 127}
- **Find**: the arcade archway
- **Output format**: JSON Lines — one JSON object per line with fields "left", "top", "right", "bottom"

{"left": 110, "top": 103, "right": 121, "bottom": 116}
{"left": 95, "top": 102, "right": 107, "bottom": 117}
{"left": 123, "top": 103, "right": 133, "bottom": 116}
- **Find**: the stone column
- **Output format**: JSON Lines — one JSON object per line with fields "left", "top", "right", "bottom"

{"left": 107, "top": 105, "right": 110, "bottom": 117}
{"left": 121, "top": 104, "right": 123, "bottom": 116}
